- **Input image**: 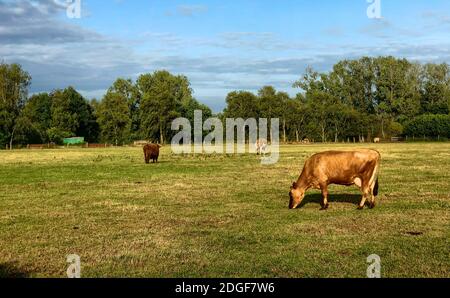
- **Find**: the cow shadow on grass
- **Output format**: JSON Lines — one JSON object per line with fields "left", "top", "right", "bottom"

{"left": 0, "top": 262, "right": 30, "bottom": 278}
{"left": 297, "top": 193, "right": 362, "bottom": 209}
{"left": 143, "top": 161, "right": 167, "bottom": 165}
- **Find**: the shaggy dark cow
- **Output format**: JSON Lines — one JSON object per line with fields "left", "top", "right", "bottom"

{"left": 143, "top": 143, "right": 161, "bottom": 164}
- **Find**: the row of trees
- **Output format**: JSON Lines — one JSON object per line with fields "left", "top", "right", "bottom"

{"left": 94, "top": 72, "right": 212, "bottom": 145}
{"left": 0, "top": 64, "right": 211, "bottom": 147}
{"left": 223, "top": 56, "right": 450, "bottom": 142}
{"left": 1, "top": 56, "right": 449, "bottom": 148}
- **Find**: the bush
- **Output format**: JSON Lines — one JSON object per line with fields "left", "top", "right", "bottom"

{"left": 388, "top": 121, "right": 404, "bottom": 137}
{"left": 404, "top": 114, "right": 450, "bottom": 138}
{"left": 47, "top": 128, "right": 72, "bottom": 145}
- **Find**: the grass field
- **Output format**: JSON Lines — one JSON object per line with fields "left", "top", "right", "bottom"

{"left": 0, "top": 143, "right": 449, "bottom": 278}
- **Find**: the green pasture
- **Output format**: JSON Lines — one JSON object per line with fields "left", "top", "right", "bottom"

{"left": 0, "top": 143, "right": 448, "bottom": 277}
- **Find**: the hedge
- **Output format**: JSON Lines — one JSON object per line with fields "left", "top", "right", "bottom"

{"left": 404, "top": 114, "right": 450, "bottom": 138}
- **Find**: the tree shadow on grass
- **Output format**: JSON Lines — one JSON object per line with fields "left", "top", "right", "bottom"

{"left": 0, "top": 262, "right": 30, "bottom": 278}
{"left": 298, "top": 193, "right": 363, "bottom": 209}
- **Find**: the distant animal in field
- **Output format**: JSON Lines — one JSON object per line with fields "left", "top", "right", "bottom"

{"left": 373, "top": 138, "right": 381, "bottom": 143}
{"left": 134, "top": 140, "right": 150, "bottom": 147}
{"left": 143, "top": 143, "right": 161, "bottom": 164}
{"left": 302, "top": 138, "right": 311, "bottom": 144}
{"left": 289, "top": 149, "right": 381, "bottom": 210}
{"left": 255, "top": 139, "right": 268, "bottom": 155}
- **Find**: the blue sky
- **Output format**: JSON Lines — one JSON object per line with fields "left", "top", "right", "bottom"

{"left": 1, "top": 0, "right": 450, "bottom": 112}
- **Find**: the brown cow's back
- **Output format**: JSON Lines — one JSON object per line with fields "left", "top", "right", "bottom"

{"left": 302, "top": 150, "right": 380, "bottom": 187}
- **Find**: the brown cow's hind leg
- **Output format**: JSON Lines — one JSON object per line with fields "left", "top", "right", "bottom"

{"left": 368, "top": 180, "right": 376, "bottom": 209}
{"left": 368, "top": 165, "right": 379, "bottom": 209}
{"left": 358, "top": 181, "right": 370, "bottom": 210}
{"left": 358, "top": 179, "right": 370, "bottom": 210}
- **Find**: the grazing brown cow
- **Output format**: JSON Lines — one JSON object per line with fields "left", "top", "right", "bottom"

{"left": 289, "top": 149, "right": 381, "bottom": 210}
{"left": 143, "top": 143, "right": 162, "bottom": 164}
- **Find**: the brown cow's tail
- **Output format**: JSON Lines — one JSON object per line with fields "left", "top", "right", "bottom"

{"left": 374, "top": 178, "right": 379, "bottom": 197}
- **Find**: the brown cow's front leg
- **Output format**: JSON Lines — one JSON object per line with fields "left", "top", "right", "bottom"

{"left": 320, "top": 185, "right": 329, "bottom": 210}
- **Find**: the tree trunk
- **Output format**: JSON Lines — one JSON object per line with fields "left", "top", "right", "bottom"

{"left": 160, "top": 125, "right": 164, "bottom": 144}
{"left": 269, "top": 122, "right": 273, "bottom": 143}
{"left": 114, "top": 126, "right": 118, "bottom": 146}
{"left": 283, "top": 119, "right": 286, "bottom": 143}
{"left": 9, "top": 127, "right": 15, "bottom": 150}
{"left": 321, "top": 124, "right": 326, "bottom": 143}
{"left": 334, "top": 125, "right": 338, "bottom": 143}
{"left": 381, "top": 118, "right": 385, "bottom": 139}
{"left": 295, "top": 129, "right": 299, "bottom": 143}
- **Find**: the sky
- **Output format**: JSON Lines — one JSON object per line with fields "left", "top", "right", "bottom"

{"left": 1, "top": 0, "right": 450, "bottom": 112}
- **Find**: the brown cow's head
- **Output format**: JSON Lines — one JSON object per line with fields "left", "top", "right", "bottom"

{"left": 144, "top": 151, "right": 150, "bottom": 164}
{"left": 143, "top": 146, "right": 151, "bottom": 164}
{"left": 289, "top": 182, "right": 305, "bottom": 209}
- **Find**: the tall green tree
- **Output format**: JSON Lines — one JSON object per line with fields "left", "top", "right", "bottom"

{"left": 0, "top": 63, "right": 31, "bottom": 149}
{"left": 19, "top": 93, "right": 52, "bottom": 144}
{"left": 327, "top": 58, "right": 375, "bottom": 113}
{"left": 420, "top": 63, "right": 450, "bottom": 115}
{"left": 137, "top": 70, "right": 191, "bottom": 144}
{"left": 284, "top": 97, "right": 308, "bottom": 142}
{"left": 48, "top": 87, "right": 98, "bottom": 143}
{"left": 373, "top": 57, "right": 421, "bottom": 136}
{"left": 257, "top": 86, "right": 290, "bottom": 141}
{"left": 294, "top": 69, "right": 340, "bottom": 142}
{"left": 108, "top": 78, "right": 141, "bottom": 140}
{"left": 96, "top": 91, "right": 131, "bottom": 145}
{"left": 223, "top": 90, "right": 259, "bottom": 119}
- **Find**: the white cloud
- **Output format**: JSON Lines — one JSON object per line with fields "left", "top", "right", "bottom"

{"left": 2, "top": 1, "right": 450, "bottom": 113}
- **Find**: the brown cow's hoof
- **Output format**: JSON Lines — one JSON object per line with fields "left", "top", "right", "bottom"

{"left": 357, "top": 206, "right": 364, "bottom": 210}
{"left": 320, "top": 204, "right": 329, "bottom": 211}
{"left": 369, "top": 202, "right": 376, "bottom": 209}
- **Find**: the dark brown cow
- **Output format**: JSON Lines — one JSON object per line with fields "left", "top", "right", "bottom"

{"left": 143, "top": 143, "right": 162, "bottom": 164}
{"left": 289, "top": 149, "right": 381, "bottom": 210}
